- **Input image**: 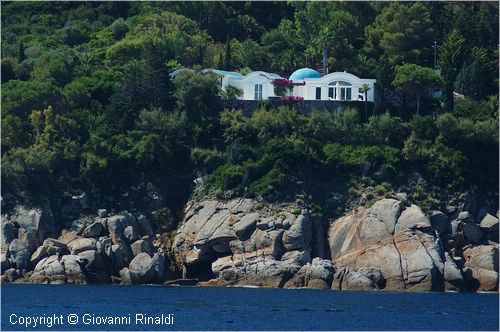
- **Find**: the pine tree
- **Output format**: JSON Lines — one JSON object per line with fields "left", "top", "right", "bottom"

{"left": 438, "top": 30, "right": 465, "bottom": 112}
{"left": 224, "top": 34, "right": 231, "bottom": 70}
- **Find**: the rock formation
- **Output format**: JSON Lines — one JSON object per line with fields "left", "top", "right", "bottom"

{"left": 1, "top": 208, "right": 166, "bottom": 285}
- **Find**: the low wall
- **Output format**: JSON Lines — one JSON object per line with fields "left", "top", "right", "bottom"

{"left": 223, "top": 98, "right": 374, "bottom": 116}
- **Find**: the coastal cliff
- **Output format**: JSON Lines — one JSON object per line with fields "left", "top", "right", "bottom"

{"left": 3, "top": 196, "right": 497, "bottom": 292}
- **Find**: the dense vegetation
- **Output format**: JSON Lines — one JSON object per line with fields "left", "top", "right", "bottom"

{"left": 1, "top": 2, "right": 498, "bottom": 226}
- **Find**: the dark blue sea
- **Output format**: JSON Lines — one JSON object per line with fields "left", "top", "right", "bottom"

{"left": 1, "top": 284, "right": 498, "bottom": 331}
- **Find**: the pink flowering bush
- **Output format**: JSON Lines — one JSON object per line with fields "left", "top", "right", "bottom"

{"left": 272, "top": 78, "right": 306, "bottom": 97}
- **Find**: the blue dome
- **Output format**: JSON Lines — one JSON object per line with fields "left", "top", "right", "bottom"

{"left": 289, "top": 67, "right": 321, "bottom": 81}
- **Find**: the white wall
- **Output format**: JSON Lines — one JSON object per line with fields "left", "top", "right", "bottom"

{"left": 300, "top": 72, "right": 376, "bottom": 102}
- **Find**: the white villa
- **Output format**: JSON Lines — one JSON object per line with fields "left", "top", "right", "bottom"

{"left": 288, "top": 68, "right": 376, "bottom": 102}
{"left": 201, "top": 69, "right": 281, "bottom": 100}
{"left": 171, "top": 67, "right": 376, "bottom": 102}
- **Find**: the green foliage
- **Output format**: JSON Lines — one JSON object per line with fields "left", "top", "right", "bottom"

{"left": 393, "top": 63, "right": 443, "bottom": 115}
{"left": 455, "top": 47, "right": 495, "bottom": 100}
{"left": 221, "top": 84, "right": 243, "bottom": 100}
{"left": 439, "top": 30, "right": 465, "bottom": 111}
{"left": 1, "top": 1, "right": 498, "bottom": 226}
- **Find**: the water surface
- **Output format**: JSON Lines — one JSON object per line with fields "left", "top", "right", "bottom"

{"left": 2, "top": 284, "right": 498, "bottom": 330}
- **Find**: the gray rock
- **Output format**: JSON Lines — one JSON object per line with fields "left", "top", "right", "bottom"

{"left": 234, "top": 213, "right": 259, "bottom": 238}
{"left": 106, "top": 212, "right": 137, "bottom": 244}
{"left": 282, "top": 212, "right": 311, "bottom": 251}
{"left": 285, "top": 258, "right": 335, "bottom": 289}
{"left": 130, "top": 239, "right": 151, "bottom": 256}
{"left": 151, "top": 252, "right": 165, "bottom": 282}
{"left": 357, "top": 267, "right": 385, "bottom": 289}
{"left": 1, "top": 222, "right": 17, "bottom": 249}
{"left": 462, "top": 222, "right": 483, "bottom": 243}
{"left": 443, "top": 252, "right": 465, "bottom": 291}
{"left": 67, "top": 237, "right": 96, "bottom": 254}
{"left": 480, "top": 213, "right": 499, "bottom": 232}
{"left": 329, "top": 199, "right": 447, "bottom": 291}
{"left": 429, "top": 211, "right": 449, "bottom": 234}
{"left": 136, "top": 215, "right": 154, "bottom": 237}
{"left": 1, "top": 249, "right": 10, "bottom": 272}
{"left": 111, "top": 243, "right": 130, "bottom": 273}
{"left": 458, "top": 211, "right": 473, "bottom": 223}
{"left": 83, "top": 222, "right": 103, "bottom": 238}
{"left": 10, "top": 206, "right": 57, "bottom": 247}
{"left": 463, "top": 245, "right": 498, "bottom": 292}
{"left": 119, "top": 267, "right": 132, "bottom": 285}
{"left": 332, "top": 267, "right": 377, "bottom": 290}
{"left": 395, "top": 204, "right": 432, "bottom": 232}
{"left": 129, "top": 253, "right": 154, "bottom": 284}
{"left": 8, "top": 239, "right": 30, "bottom": 270}
{"left": 123, "top": 225, "right": 140, "bottom": 243}
{"left": 3, "top": 268, "right": 20, "bottom": 282}
{"left": 78, "top": 250, "right": 110, "bottom": 283}
{"left": 17, "top": 228, "right": 37, "bottom": 252}
{"left": 61, "top": 255, "right": 87, "bottom": 284}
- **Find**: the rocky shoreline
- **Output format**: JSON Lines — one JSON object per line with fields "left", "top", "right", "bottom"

{"left": 1, "top": 197, "right": 498, "bottom": 292}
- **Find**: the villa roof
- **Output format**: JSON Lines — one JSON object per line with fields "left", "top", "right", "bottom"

{"left": 289, "top": 67, "right": 321, "bottom": 81}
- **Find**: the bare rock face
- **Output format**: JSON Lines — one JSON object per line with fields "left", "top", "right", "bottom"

{"left": 174, "top": 198, "right": 317, "bottom": 286}
{"left": 128, "top": 253, "right": 155, "bottom": 284}
{"left": 29, "top": 254, "right": 87, "bottom": 284}
{"left": 462, "top": 245, "right": 498, "bottom": 291}
{"left": 284, "top": 258, "right": 335, "bottom": 289}
{"left": 328, "top": 199, "right": 448, "bottom": 291}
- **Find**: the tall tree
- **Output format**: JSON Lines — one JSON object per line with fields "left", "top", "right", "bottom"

{"left": 393, "top": 64, "right": 443, "bottom": 115}
{"left": 455, "top": 47, "right": 494, "bottom": 100}
{"left": 439, "top": 30, "right": 465, "bottom": 112}
{"left": 364, "top": 2, "right": 435, "bottom": 66}
{"left": 224, "top": 34, "right": 231, "bottom": 70}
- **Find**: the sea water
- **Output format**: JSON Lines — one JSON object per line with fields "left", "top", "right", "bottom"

{"left": 1, "top": 284, "right": 498, "bottom": 330}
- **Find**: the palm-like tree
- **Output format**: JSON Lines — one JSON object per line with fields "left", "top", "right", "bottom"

{"left": 359, "top": 83, "right": 371, "bottom": 120}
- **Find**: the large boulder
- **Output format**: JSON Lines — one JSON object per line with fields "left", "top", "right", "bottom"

{"left": 284, "top": 258, "right": 335, "bottom": 289}
{"left": 67, "top": 237, "right": 97, "bottom": 254}
{"left": 129, "top": 253, "right": 155, "bottom": 284}
{"left": 29, "top": 254, "right": 87, "bottom": 284}
{"left": 443, "top": 252, "right": 465, "bottom": 291}
{"left": 9, "top": 239, "right": 30, "bottom": 271}
{"left": 429, "top": 211, "right": 449, "bottom": 235}
{"left": 82, "top": 222, "right": 103, "bottom": 238}
{"left": 10, "top": 206, "right": 57, "bottom": 247}
{"left": 462, "top": 245, "right": 498, "bottom": 291}
{"left": 282, "top": 212, "right": 311, "bottom": 251}
{"left": 130, "top": 239, "right": 151, "bottom": 257}
{"left": 328, "top": 199, "right": 447, "bottom": 291}
{"left": 1, "top": 222, "right": 18, "bottom": 249}
{"left": 479, "top": 213, "right": 499, "bottom": 232}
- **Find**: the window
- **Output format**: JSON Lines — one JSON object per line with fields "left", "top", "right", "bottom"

{"left": 328, "top": 87, "right": 335, "bottom": 99}
{"left": 329, "top": 81, "right": 352, "bottom": 100}
{"left": 315, "top": 87, "right": 321, "bottom": 100}
{"left": 340, "top": 87, "right": 352, "bottom": 101}
{"left": 254, "top": 84, "right": 263, "bottom": 100}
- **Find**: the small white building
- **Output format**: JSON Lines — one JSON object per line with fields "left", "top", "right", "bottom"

{"left": 289, "top": 68, "right": 376, "bottom": 102}
{"left": 202, "top": 69, "right": 282, "bottom": 100}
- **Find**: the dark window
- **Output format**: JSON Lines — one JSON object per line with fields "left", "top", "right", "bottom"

{"left": 328, "top": 87, "right": 335, "bottom": 99}
{"left": 316, "top": 87, "right": 321, "bottom": 100}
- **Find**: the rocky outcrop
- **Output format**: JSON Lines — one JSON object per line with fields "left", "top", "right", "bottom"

{"left": 1, "top": 208, "right": 166, "bottom": 285}
{"left": 174, "top": 198, "right": 318, "bottom": 286}
{"left": 462, "top": 245, "right": 498, "bottom": 291}
{"left": 328, "top": 199, "right": 457, "bottom": 291}
{"left": 284, "top": 258, "right": 335, "bottom": 289}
